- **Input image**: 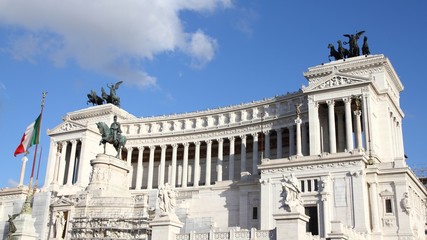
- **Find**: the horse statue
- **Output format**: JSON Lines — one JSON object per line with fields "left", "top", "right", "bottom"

{"left": 96, "top": 121, "right": 127, "bottom": 158}
{"left": 337, "top": 40, "right": 349, "bottom": 60}
{"left": 328, "top": 43, "right": 341, "bottom": 61}
{"left": 87, "top": 90, "right": 105, "bottom": 106}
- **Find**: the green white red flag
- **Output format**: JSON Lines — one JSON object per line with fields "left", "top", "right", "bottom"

{"left": 14, "top": 114, "right": 41, "bottom": 157}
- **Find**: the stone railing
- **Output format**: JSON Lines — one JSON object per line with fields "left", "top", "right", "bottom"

{"left": 176, "top": 228, "right": 276, "bottom": 240}
{"left": 328, "top": 221, "right": 370, "bottom": 240}
{"left": 122, "top": 93, "right": 305, "bottom": 136}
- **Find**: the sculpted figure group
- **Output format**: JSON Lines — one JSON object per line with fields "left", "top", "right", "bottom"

{"left": 87, "top": 81, "right": 123, "bottom": 107}
{"left": 328, "top": 31, "right": 371, "bottom": 61}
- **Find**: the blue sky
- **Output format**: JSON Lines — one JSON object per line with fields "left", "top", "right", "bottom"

{"left": 0, "top": 1, "right": 426, "bottom": 188}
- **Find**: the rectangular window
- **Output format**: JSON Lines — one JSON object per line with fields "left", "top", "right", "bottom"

{"left": 300, "top": 180, "right": 305, "bottom": 192}
{"left": 385, "top": 199, "right": 393, "bottom": 213}
{"left": 307, "top": 180, "right": 312, "bottom": 192}
{"left": 252, "top": 207, "right": 258, "bottom": 219}
{"left": 314, "top": 179, "right": 318, "bottom": 191}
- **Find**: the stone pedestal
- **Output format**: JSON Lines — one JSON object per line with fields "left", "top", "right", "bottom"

{"left": 150, "top": 214, "right": 183, "bottom": 240}
{"left": 10, "top": 213, "right": 39, "bottom": 240}
{"left": 86, "top": 153, "right": 131, "bottom": 197}
{"left": 273, "top": 211, "right": 309, "bottom": 240}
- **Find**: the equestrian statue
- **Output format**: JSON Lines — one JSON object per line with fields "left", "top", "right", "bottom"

{"left": 96, "top": 115, "right": 127, "bottom": 158}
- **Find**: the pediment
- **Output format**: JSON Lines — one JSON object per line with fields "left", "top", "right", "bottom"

{"left": 51, "top": 195, "right": 74, "bottom": 207}
{"left": 48, "top": 120, "right": 87, "bottom": 135}
{"left": 302, "top": 73, "right": 370, "bottom": 93}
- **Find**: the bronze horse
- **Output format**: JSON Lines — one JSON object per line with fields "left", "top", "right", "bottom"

{"left": 87, "top": 90, "right": 105, "bottom": 106}
{"left": 96, "top": 122, "right": 127, "bottom": 158}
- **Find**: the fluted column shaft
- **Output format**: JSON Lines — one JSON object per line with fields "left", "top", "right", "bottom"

{"left": 327, "top": 100, "right": 337, "bottom": 153}
{"left": 217, "top": 139, "right": 223, "bottom": 182}
{"left": 182, "top": 143, "right": 189, "bottom": 187}
{"left": 289, "top": 126, "right": 295, "bottom": 156}
{"left": 264, "top": 131, "right": 270, "bottom": 158}
{"left": 159, "top": 145, "right": 167, "bottom": 186}
{"left": 194, "top": 141, "right": 201, "bottom": 187}
{"left": 252, "top": 133, "right": 258, "bottom": 175}
{"left": 66, "top": 140, "right": 77, "bottom": 185}
{"left": 229, "top": 137, "right": 235, "bottom": 181}
{"left": 354, "top": 110, "right": 363, "bottom": 150}
{"left": 276, "top": 129, "right": 282, "bottom": 159}
{"left": 136, "top": 147, "right": 144, "bottom": 190}
{"left": 240, "top": 135, "right": 247, "bottom": 173}
{"left": 295, "top": 118, "right": 302, "bottom": 156}
{"left": 147, "top": 146, "right": 155, "bottom": 189}
{"left": 51, "top": 143, "right": 62, "bottom": 185}
{"left": 205, "top": 140, "right": 212, "bottom": 186}
{"left": 58, "top": 141, "right": 68, "bottom": 185}
{"left": 344, "top": 97, "right": 354, "bottom": 151}
{"left": 126, "top": 147, "right": 134, "bottom": 188}
{"left": 171, "top": 144, "right": 178, "bottom": 187}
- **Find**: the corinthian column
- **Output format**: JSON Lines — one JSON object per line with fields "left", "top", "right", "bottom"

{"left": 252, "top": 133, "right": 259, "bottom": 175}
{"left": 344, "top": 97, "right": 354, "bottom": 151}
{"left": 229, "top": 137, "right": 235, "bottom": 181}
{"left": 194, "top": 141, "right": 201, "bottom": 187}
{"left": 295, "top": 118, "right": 303, "bottom": 156}
{"left": 182, "top": 143, "right": 189, "bottom": 187}
{"left": 171, "top": 144, "right": 178, "bottom": 187}
{"left": 205, "top": 140, "right": 212, "bottom": 186}
{"left": 159, "top": 145, "right": 167, "bottom": 186}
{"left": 66, "top": 139, "right": 77, "bottom": 185}
{"left": 136, "top": 146, "right": 144, "bottom": 190}
{"left": 217, "top": 139, "right": 224, "bottom": 182}
{"left": 276, "top": 129, "right": 282, "bottom": 159}
{"left": 147, "top": 146, "right": 155, "bottom": 189}
{"left": 240, "top": 135, "right": 247, "bottom": 173}
{"left": 327, "top": 100, "right": 337, "bottom": 153}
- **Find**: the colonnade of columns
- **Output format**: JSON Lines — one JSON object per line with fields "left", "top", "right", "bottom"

{"left": 310, "top": 97, "right": 365, "bottom": 155}
{"left": 49, "top": 139, "right": 83, "bottom": 186}
{"left": 46, "top": 122, "right": 314, "bottom": 190}
{"left": 127, "top": 124, "right": 310, "bottom": 190}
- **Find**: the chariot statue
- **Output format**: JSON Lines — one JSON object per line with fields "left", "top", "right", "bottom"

{"left": 86, "top": 81, "right": 123, "bottom": 107}
{"left": 96, "top": 115, "right": 127, "bottom": 158}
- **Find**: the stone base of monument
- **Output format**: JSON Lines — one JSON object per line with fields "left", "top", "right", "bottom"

{"left": 150, "top": 214, "right": 183, "bottom": 240}
{"left": 85, "top": 153, "right": 131, "bottom": 197}
{"left": 273, "top": 205, "right": 309, "bottom": 240}
{"left": 10, "top": 213, "right": 39, "bottom": 240}
{"left": 67, "top": 153, "right": 149, "bottom": 239}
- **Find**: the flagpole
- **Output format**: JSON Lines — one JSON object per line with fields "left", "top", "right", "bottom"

{"left": 21, "top": 92, "right": 47, "bottom": 214}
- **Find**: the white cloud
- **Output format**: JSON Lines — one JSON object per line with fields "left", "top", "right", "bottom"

{"left": 0, "top": 0, "right": 231, "bottom": 88}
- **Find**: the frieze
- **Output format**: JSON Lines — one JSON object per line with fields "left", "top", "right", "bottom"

{"left": 260, "top": 160, "right": 362, "bottom": 174}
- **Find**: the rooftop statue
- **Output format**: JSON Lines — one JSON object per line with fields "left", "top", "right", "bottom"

{"left": 86, "top": 80, "right": 123, "bottom": 107}
{"left": 328, "top": 31, "right": 369, "bottom": 61}
{"left": 343, "top": 31, "right": 365, "bottom": 58}
{"left": 96, "top": 115, "right": 127, "bottom": 158}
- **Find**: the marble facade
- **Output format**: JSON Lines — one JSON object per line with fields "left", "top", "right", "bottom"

{"left": 1, "top": 54, "right": 426, "bottom": 240}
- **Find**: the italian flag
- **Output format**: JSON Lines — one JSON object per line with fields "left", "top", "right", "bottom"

{"left": 14, "top": 114, "right": 41, "bottom": 157}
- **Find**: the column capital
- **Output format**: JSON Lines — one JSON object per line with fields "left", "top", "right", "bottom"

{"left": 251, "top": 132, "right": 259, "bottom": 140}
{"left": 275, "top": 128, "right": 282, "bottom": 134}
{"left": 343, "top": 97, "right": 351, "bottom": 103}
{"left": 228, "top": 136, "right": 235, "bottom": 142}
{"left": 183, "top": 142, "right": 190, "bottom": 147}
{"left": 149, "top": 145, "right": 156, "bottom": 151}
{"left": 138, "top": 146, "right": 145, "bottom": 150}
{"left": 217, "top": 138, "right": 224, "bottom": 143}
{"left": 161, "top": 144, "right": 167, "bottom": 150}
{"left": 172, "top": 143, "right": 178, "bottom": 149}
{"left": 126, "top": 146, "right": 134, "bottom": 152}
{"left": 70, "top": 139, "right": 77, "bottom": 144}
{"left": 354, "top": 110, "right": 362, "bottom": 116}
{"left": 206, "top": 139, "right": 212, "bottom": 145}
{"left": 262, "top": 130, "right": 270, "bottom": 135}
{"left": 326, "top": 99, "right": 335, "bottom": 106}
{"left": 194, "top": 141, "right": 201, "bottom": 146}
{"left": 240, "top": 135, "right": 247, "bottom": 140}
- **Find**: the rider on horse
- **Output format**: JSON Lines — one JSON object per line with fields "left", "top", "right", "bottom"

{"left": 110, "top": 115, "right": 122, "bottom": 145}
